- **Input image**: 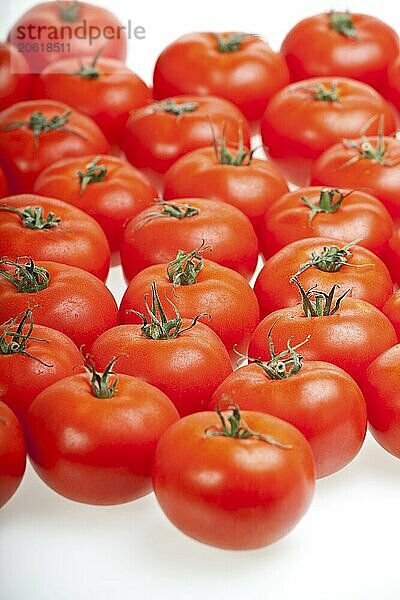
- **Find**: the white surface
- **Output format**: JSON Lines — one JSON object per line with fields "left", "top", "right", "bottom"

{"left": 1, "top": 1, "right": 400, "bottom": 599}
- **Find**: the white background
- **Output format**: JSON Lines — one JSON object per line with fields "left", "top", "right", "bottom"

{"left": 1, "top": 1, "right": 400, "bottom": 599}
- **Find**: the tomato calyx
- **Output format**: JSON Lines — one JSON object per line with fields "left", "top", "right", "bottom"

{"left": 0, "top": 307, "right": 52, "bottom": 366}
{"left": 77, "top": 156, "right": 107, "bottom": 194}
{"left": 58, "top": 0, "right": 82, "bottom": 23}
{"left": 301, "top": 188, "right": 347, "bottom": 223}
{"left": 216, "top": 33, "right": 246, "bottom": 53}
{"left": 73, "top": 47, "right": 103, "bottom": 79}
{"left": 157, "top": 100, "right": 199, "bottom": 117}
{"left": 212, "top": 126, "right": 254, "bottom": 166}
{"left": 310, "top": 82, "right": 340, "bottom": 103}
{"left": 136, "top": 202, "right": 199, "bottom": 229}
{"left": 342, "top": 131, "right": 400, "bottom": 168}
{"left": 167, "top": 241, "right": 212, "bottom": 287}
{"left": 1, "top": 110, "right": 83, "bottom": 149}
{"left": 129, "top": 281, "right": 209, "bottom": 340}
{"left": 328, "top": 11, "right": 357, "bottom": 39}
{"left": 205, "top": 405, "right": 292, "bottom": 449}
{"left": 0, "top": 257, "right": 50, "bottom": 293}
{"left": 0, "top": 204, "right": 62, "bottom": 230}
{"left": 291, "top": 239, "right": 362, "bottom": 278}
{"left": 83, "top": 353, "right": 118, "bottom": 399}
{"left": 292, "top": 277, "right": 350, "bottom": 317}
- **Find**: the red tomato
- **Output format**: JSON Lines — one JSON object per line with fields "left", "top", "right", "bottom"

{"left": 120, "top": 95, "right": 250, "bottom": 173}
{"left": 311, "top": 135, "right": 400, "bottom": 219}
{"left": 0, "top": 43, "right": 32, "bottom": 111}
{"left": 92, "top": 283, "right": 232, "bottom": 416}
{"left": 0, "top": 257, "right": 118, "bottom": 348}
{"left": 163, "top": 141, "right": 288, "bottom": 233}
{"left": 382, "top": 291, "right": 400, "bottom": 339}
{"left": 0, "top": 100, "right": 108, "bottom": 193}
{"left": 362, "top": 344, "right": 400, "bottom": 458}
{"left": 254, "top": 237, "right": 393, "bottom": 317}
{"left": 33, "top": 154, "right": 156, "bottom": 250}
{"left": 119, "top": 247, "right": 259, "bottom": 359}
{"left": 153, "top": 32, "right": 289, "bottom": 120}
{"left": 152, "top": 406, "right": 315, "bottom": 549}
{"left": 259, "top": 187, "right": 394, "bottom": 259}
{"left": 37, "top": 55, "right": 150, "bottom": 143}
{"left": 8, "top": 1, "right": 127, "bottom": 72}
{"left": 27, "top": 357, "right": 179, "bottom": 505}
{"left": 0, "top": 166, "right": 8, "bottom": 198}
{"left": 0, "top": 401, "right": 26, "bottom": 509}
{"left": 281, "top": 11, "right": 399, "bottom": 89}
{"left": 0, "top": 307, "right": 83, "bottom": 428}
{"left": 120, "top": 198, "right": 259, "bottom": 282}
{"left": 383, "top": 226, "right": 400, "bottom": 285}
{"left": 0, "top": 194, "right": 110, "bottom": 280}
{"left": 261, "top": 77, "right": 396, "bottom": 185}
{"left": 385, "top": 56, "right": 400, "bottom": 110}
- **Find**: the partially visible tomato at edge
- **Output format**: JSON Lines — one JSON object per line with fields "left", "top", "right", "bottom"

{"left": 0, "top": 400, "right": 26, "bottom": 509}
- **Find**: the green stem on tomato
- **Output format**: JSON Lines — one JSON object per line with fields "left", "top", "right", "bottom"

{"left": 167, "top": 241, "right": 212, "bottom": 287}
{"left": 83, "top": 353, "right": 118, "bottom": 399}
{"left": 216, "top": 33, "right": 246, "bottom": 53}
{"left": 135, "top": 202, "right": 199, "bottom": 229}
{"left": 77, "top": 156, "right": 107, "bottom": 194}
{"left": 158, "top": 100, "right": 199, "bottom": 117}
{"left": 0, "top": 257, "right": 50, "bottom": 293}
{"left": 1, "top": 110, "right": 84, "bottom": 149}
{"left": 0, "top": 307, "right": 52, "bottom": 366}
{"left": 58, "top": 0, "right": 82, "bottom": 22}
{"left": 301, "top": 188, "right": 347, "bottom": 223}
{"left": 291, "top": 238, "right": 363, "bottom": 279}
{"left": 0, "top": 204, "right": 62, "bottom": 230}
{"left": 329, "top": 10, "right": 357, "bottom": 39}
{"left": 292, "top": 277, "right": 350, "bottom": 317}
{"left": 73, "top": 46, "right": 104, "bottom": 79}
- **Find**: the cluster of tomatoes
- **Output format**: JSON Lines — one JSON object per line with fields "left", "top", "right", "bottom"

{"left": 1, "top": 2, "right": 400, "bottom": 551}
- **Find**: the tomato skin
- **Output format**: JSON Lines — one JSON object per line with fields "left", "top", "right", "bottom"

{"left": 383, "top": 227, "right": 400, "bottom": 285}
{"left": 0, "top": 260, "right": 118, "bottom": 348}
{"left": 91, "top": 321, "right": 232, "bottom": 416}
{"left": 385, "top": 56, "right": 400, "bottom": 110}
{"left": 361, "top": 344, "right": 400, "bottom": 458}
{"left": 382, "top": 291, "right": 400, "bottom": 339}
{"left": 7, "top": 1, "right": 127, "bottom": 73}
{"left": 0, "top": 194, "right": 110, "bottom": 280}
{"left": 163, "top": 147, "right": 288, "bottom": 233}
{"left": 210, "top": 361, "right": 366, "bottom": 478}
{"left": 37, "top": 57, "right": 150, "bottom": 143}
{"left": 259, "top": 187, "right": 393, "bottom": 260}
{"left": 254, "top": 237, "right": 393, "bottom": 317}
{"left": 261, "top": 77, "right": 396, "bottom": 185}
{"left": 248, "top": 300, "right": 397, "bottom": 385}
{"left": 119, "top": 259, "right": 259, "bottom": 359}
{"left": 281, "top": 12, "right": 399, "bottom": 89}
{"left": 153, "top": 33, "right": 289, "bottom": 120}
{"left": 0, "top": 43, "right": 33, "bottom": 112}
{"left": 26, "top": 374, "right": 179, "bottom": 505}
{"left": 120, "top": 95, "right": 250, "bottom": 173}
{"left": 0, "top": 100, "right": 109, "bottom": 193}
{"left": 152, "top": 410, "right": 315, "bottom": 549}
{"left": 0, "top": 401, "right": 26, "bottom": 509}
{"left": 120, "top": 198, "right": 259, "bottom": 282}
{"left": 0, "top": 167, "right": 8, "bottom": 198}
{"left": 311, "top": 137, "right": 400, "bottom": 219}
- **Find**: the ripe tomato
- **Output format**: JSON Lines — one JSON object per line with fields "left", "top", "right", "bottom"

{"left": 382, "top": 291, "right": 400, "bottom": 339}
{"left": 163, "top": 138, "right": 288, "bottom": 233}
{"left": 27, "top": 356, "right": 179, "bottom": 505}
{"left": 33, "top": 154, "right": 156, "bottom": 250}
{"left": 153, "top": 32, "right": 289, "bottom": 120}
{"left": 259, "top": 187, "right": 393, "bottom": 259}
{"left": 0, "top": 43, "right": 32, "bottom": 112}
{"left": 281, "top": 11, "right": 399, "bottom": 89}
{"left": 362, "top": 344, "right": 400, "bottom": 458}
{"left": 0, "top": 307, "right": 83, "bottom": 428}
{"left": 37, "top": 55, "right": 150, "bottom": 143}
{"left": 0, "top": 257, "right": 118, "bottom": 348}
{"left": 254, "top": 237, "right": 393, "bottom": 317}
{"left": 385, "top": 56, "right": 400, "bottom": 110}
{"left": 0, "top": 100, "right": 108, "bottom": 193}
{"left": 261, "top": 77, "right": 396, "bottom": 185}
{"left": 249, "top": 282, "right": 397, "bottom": 384}
{"left": 91, "top": 283, "right": 232, "bottom": 416}
{"left": 120, "top": 198, "right": 259, "bottom": 282}
{"left": 0, "top": 401, "right": 26, "bottom": 509}
{"left": 0, "top": 166, "right": 8, "bottom": 198}
{"left": 119, "top": 245, "right": 259, "bottom": 359}
{"left": 311, "top": 135, "right": 400, "bottom": 218}
{"left": 0, "top": 194, "right": 110, "bottom": 280}
{"left": 120, "top": 95, "right": 250, "bottom": 173}
{"left": 8, "top": 1, "right": 127, "bottom": 72}
{"left": 384, "top": 227, "right": 400, "bottom": 284}
{"left": 152, "top": 406, "right": 315, "bottom": 549}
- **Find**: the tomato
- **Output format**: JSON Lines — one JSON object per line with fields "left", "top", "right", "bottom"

{"left": 153, "top": 32, "right": 289, "bottom": 120}
{"left": 261, "top": 77, "right": 396, "bottom": 185}
{"left": 254, "top": 237, "right": 393, "bottom": 317}
{"left": 0, "top": 257, "right": 118, "bottom": 348}
{"left": 211, "top": 329, "right": 366, "bottom": 478}
{"left": 119, "top": 245, "right": 259, "bottom": 359}
{"left": 0, "top": 401, "right": 26, "bottom": 509}
{"left": 120, "top": 198, "right": 259, "bottom": 282}
{"left": 8, "top": 1, "right": 127, "bottom": 73}
{"left": 91, "top": 283, "right": 232, "bottom": 416}
{"left": 281, "top": 11, "right": 399, "bottom": 89}
{"left": 152, "top": 406, "right": 315, "bottom": 549}
{"left": 382, "top": 291, "right": 400, "bottom": 339}
{"left": 37, "top": 55, "right": 150, "bottom": 143}
{"left": 249, "top": 282, "right": 397, "bottom": 385}
{"left": 26, "top": 356, "right": 179, "bottom": 505}
{"left": 311, "top": 135, "right": 400, "bottom": 219}
{"left": 120, "top": 95, "right": 250, "bottom": 173}
{"left": 385, "top": 56, "right": 400, "bottom": 110}
{"left": 0, "top": 307, "right": 83, "bottom": 428}
{"left": 0, "top": 166, "right": 8, "bottom": 198}
{"left": 33, "top": 154, "right": 156, "bottom": 250}
{"left": 0, "top": 100, "right": 108, "bottom": 193}
{"left": 0, "top": 194, "right": 110, "bottom": 280}
{"left": 362, "top": 344, "right": 400, "bottom": 458}
{"left": 163, "top": 137, "right": 289, "bottom": 233}
{"left": 259, "top": 187, "right": 394, "bottom": 260}
{"left": 0, "top": 43, "right": 32, "bottom": 112}
{"left": 384, "top": 227, "right": 400, "bottom": 284}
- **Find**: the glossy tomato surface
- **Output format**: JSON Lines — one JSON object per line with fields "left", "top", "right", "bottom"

{"left": 382, "top": 291, "right": 400, "bottom": 340}
{"left": 0, "top": 43, "right": 32, "bottom": 111}
{"left": 0, "top": 401, "right": 26, "bottom": 509}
